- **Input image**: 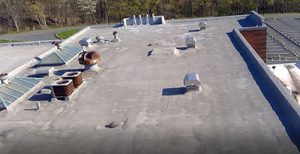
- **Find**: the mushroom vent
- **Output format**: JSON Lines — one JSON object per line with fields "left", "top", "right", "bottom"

{"left": 0, "top": 73, "right": 8, "bottom": 85}
{"left": 79, "top": 38, "right": 93, "bottom": 47}
{"left": 199, "top": 21, "right": 207, "bottom": 30}
{"left": 184, "top": 73, "right": 201, "bottom": 91}
{"left": 51, "top": 79, "right": 74, "bottom": 97}
{"left": 186, "top": 35, "right": 196, "bottom": 48}
{"left": 79, "top": 51, "right": 100, "bottom": 65}
{"left": 62, "top": 71, "right": 83, "bottom": 88}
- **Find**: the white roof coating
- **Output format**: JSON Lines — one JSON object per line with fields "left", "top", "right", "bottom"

{"left": 0, "top": 15, "right": 299, "bottom": 154}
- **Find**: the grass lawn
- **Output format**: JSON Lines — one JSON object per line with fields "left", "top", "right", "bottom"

{"left": 0, "top": 39, "right": 21, "bottom": 43}
{"left": 263, "top": 13, "right": 300, "bottom": 18}
{"left": 56, "top": 29, "right": 80, "bottom": 39}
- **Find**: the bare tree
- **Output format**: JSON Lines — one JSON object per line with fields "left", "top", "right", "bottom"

{"left": 1, "top": 0, "right": 21, "bottom": 32}
{"left": 77, "top": 0, "right": 98, "bottom": 24}
{"left": 27, "top": 2, "right": 49, "bottom": 29}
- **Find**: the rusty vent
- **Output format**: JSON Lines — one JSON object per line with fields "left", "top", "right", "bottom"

{"left": 61, "top": 71, "right": 83, "bottom": 88}
{"left": 51, "top": 79, "right": 74, "bottom": 97}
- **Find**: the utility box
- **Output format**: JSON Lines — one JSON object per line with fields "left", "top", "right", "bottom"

{"left": 34, "top": 67, "right": 54, "bottom": 76}
{"left": 184, "top": 73, "right": 201, "bottom": 91}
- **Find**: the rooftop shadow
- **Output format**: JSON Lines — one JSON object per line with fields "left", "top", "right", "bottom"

{"left": 162, "top": 87, "right": 186, "bottom": 96}
{"left": 237, "top": 18, "right": 256, "bottom": 27}
{"left": 176, "top": 47, "right": 188, "bottom": 50}
{"left": 27, "top": 74, "right": 48, "bottom": 78}
{"left": 29, "top": 94, "right": 52, "bottom": 102}
{"left": 113, "top": 24, "right": 123, "bottom": 28}
{"left": 29, "top": 86, "right": 52, "bottom": 102}
{"left": 188, "top": 29, "right": 200, "bottom": 33}
{"left": 227, "top": 31, "right": 300, "bottom": 151}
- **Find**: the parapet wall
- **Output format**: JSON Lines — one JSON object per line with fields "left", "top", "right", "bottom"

{"left": 232, "top": 28, "right": 300, "bottom": 143}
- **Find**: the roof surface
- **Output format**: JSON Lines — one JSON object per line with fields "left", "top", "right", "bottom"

{"left": 0, "top": 45, "right": 52, "bottom": 73}
{"left": 0, "top": 16, "right": 299, "bottom": 153}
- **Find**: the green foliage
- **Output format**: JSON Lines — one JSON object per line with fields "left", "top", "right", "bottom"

{"left": 0, "top": 39, "right": 21, "bottom": 43}
{"left": 56, "top": 29, "right": 80, "bottom": 39}
{"left": 0, "top": 0, "right": 300, "bottom": 33}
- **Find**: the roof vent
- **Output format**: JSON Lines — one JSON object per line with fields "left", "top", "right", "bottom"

{"left": 184, "top": 73, "right": 201, "bottom": 92}
{"left": 54, "top": 41, "right": 62, "bottom": 49}
{"left": 34, "top": 67, "right": 54, "bottom": 76}
{"left": 96, "top": 36, "right": 105, "bottom": 43}
{"left": 199, "top": 21, "right": 207, "bottom": 30}
{"left": 0, "top": 73, "right": 8, "bottom": 85}
{"left": 51, "top": 79, "right": 74, "bottom": 100}
{"left": 61, "top": 71, "right": 83, "bottom": 88}
{"left": 111, "top": 31, "right": 121, "bottom": 42}
{"left": 79, "top": 38, "right": 93, "bottom": 48}
{"left": 78, "top": 51, "right": 100, "bottom": 72}
{"left": 186, "top": 35, "right": 197, "bottom": 48}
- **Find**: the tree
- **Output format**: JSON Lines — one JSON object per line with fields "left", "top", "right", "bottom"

{"left": 25, "top": 1, "right": 49, "bottom": 29}
{"left": 77, "top": 0, "right": 97, "bottom": 24}
{"left": 1, "top": 0, "right": 21, "bottom": 32}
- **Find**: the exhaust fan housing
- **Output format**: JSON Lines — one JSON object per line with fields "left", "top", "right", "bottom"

{"left": 61, "top": 71, "right": 83, "bottom": 88}
{"left": 51, "top": 79, "right": 74, "bottom": 98}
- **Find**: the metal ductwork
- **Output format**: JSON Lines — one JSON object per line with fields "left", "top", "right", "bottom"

{"left": 61, "top": 71, "right": 83, "bottom": 88}
{"left": 51, "top": 79, "right": 75, "bottom": 98}
{"left": 184, "top": 73, "right": 201, "bottom": 91}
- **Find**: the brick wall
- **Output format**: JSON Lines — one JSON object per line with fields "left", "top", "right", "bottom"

{"left": 240, "top": 27, "right": 267, "bottom": 62}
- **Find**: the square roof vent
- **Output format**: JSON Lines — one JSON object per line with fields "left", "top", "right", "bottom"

{"left": 184, "top": 73, "right": 201, "bottom": 91}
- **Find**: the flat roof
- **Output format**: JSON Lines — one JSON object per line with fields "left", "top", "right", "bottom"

{"left": 0, "top": 45, "right": 52, "bottom": 73}
{"left": 0, "top": 16, "right": 299, "bottom": 153}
